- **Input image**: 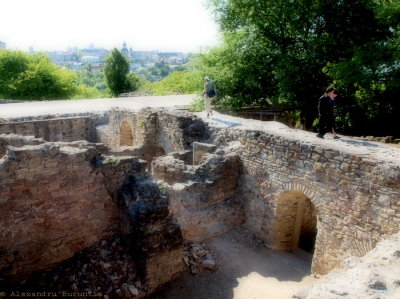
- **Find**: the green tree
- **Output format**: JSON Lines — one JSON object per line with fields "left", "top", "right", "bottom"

{"left": 127, "top": 73, "right": 140, "bottom": 92}
{"left": 75, "top": 67, "right": 109, "bottom": 95}
{"left": 206, "top": 0, "right": 399, "bottom": 134}
{"left": 137, "top": 61, "right": 173, "bottom": 82}
{"left": 325, "top": 1, "right": 400, "bottom": 136}
{"left": 142, "top": 70, "right": 203, "bottom": 95}
{"left": 0, "top": 50, "right": 77, "bottom": 100}
{"left": 104, "top": 48, "right": 132, "bottom": 97}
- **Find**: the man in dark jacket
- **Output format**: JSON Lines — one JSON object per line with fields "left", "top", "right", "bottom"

{"left": 316, "top": 87, "right": 338, "bottom": 139}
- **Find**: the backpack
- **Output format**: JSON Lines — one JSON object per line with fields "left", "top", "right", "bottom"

{"left": 207, "top": 89, "right": 216, "bottom": 98}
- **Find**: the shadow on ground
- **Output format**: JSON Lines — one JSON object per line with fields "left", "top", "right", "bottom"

{"left": 151, "top": 228, "right": 315, "bottom": 299}
{"left": 210, "top": 117, "right": 242, "bottom": 127}
{"left": 339, "top": 138, "right": 379, "bottom": 147}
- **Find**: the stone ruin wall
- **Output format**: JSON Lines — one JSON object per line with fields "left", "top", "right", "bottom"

{"left": 100, "top": 108, "right": 241, "bottom": 243}
{"left": 118, "top": 170, "right": 184, "bottom": 293}
{"left": 0, "top": 109, "right": 210, "bottom": 294}
{"left": 151, "top": 150, "right": 245, "bottom": 242}
{"left": 209, "top": 127, "right": 400, "bottom": 274}
{"left": 0, "top": 134, "right": 140, "bottom": 277}
{"left": 0, "top": 107, "right": 399, "bottom": 290}
{"left": 108, "top": 108, "right": 399, "bottom": 275}
{"left": 0, "top": 134, "right": 45, "bottom": 157}
{"left": 97, "top": 108, "right": 206, "bottom": 165}
{"left": 0, "top": 117, "right": 97, "bottom": 143}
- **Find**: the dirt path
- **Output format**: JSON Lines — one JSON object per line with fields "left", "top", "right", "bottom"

{"left": 151, "top": 228, "right": 317, "bottom": 299}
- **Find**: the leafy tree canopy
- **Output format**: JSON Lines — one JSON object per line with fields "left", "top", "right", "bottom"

{"left": 0, "top": 50, "right": 78, "bottom": 100}
{"left": 142, "top": 70, "right": 203, "bottom": 95}
{"left": 203, "top": 0, "right": 400, "bottom": 136}
{"left": 104, "top": 48, "right": 139, "bottom": 97}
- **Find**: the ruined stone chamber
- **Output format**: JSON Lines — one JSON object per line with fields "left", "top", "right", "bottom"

{"left": 151, "top": 143, "right": 244, "bottom": 242}
{"left": 0, "top": 134, "right": 137, "bottom": 277}
{"left": 99, "top": 108, "right": 245, "bottom": 292}
{"left": 0, "top": 107, "right": 399, "bottom": 295}
{"left": 0, "top": 108, "right": 246, "bottom": 295}
{"left": 208, "top": 126, "right": 400, "bottom": 275}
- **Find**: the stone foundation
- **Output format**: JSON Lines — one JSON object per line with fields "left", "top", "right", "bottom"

{"left": 208, "top": 126, "right": 400, "bottom": 274}
{"left": 119, "top": 173, "right": 184, "bottom": 294}
{"left": 0, "top": 117, "right": 96, "bottom": 142}
{"left": 0, "top": 107, "right": 399, "bottom": 293}
{"left": 152, "top": 149, "right": 244, "bottom": 241}
{"left": 0, "top": 136, "right": 136, "bottom": 277}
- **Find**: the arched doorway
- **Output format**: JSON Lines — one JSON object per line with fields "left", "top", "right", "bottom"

{"left": 120, "top": 120, "right": 134, "bottom": 146}
{"left": 275, "top": 191, "right": 317, "bottom": 254}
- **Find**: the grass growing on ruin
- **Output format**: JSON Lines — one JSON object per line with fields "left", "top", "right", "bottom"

{"left": 103, "top": 157, "right": 119, "bottom": 165}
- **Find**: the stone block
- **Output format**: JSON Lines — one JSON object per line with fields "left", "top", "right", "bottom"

{"left": 192, "top": 142, "right": 217, "bottom": 165}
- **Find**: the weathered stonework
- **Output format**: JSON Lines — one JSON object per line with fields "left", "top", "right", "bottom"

{"left": 97, "top": 108, "right": 206, "bottom": 169}
{"left": 152, "top": 150, "right": 244, "bottom": 241}
{"left": 0, "top": 117, "right": 97, "bottom": 142}
{"left": 0, "top": 134, "right": 45, "bottom": 157}
{"left": 0, "top": 136, "right": 137, "bottom": 277}
{"left": 208, "top": 126, "right": 400, "bottom": 274}
{"left": 0, "top": 107, "right": 399, "bottom": 294}
{"left": 119, "top": 173, "right": 184, "bottom": 294}
{"left": 192, "top": 141, "right": 217, "bottom": 165}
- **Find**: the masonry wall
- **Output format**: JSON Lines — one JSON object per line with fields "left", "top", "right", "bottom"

{"left": 119, "top": 174, "right": 184, "bottom": 294}
{"left": 0, "top": 134, "right": 45, "bottom": 157}
{"left": 0, "top": 137, "right": 136, "bottom": 277}
{"left": 2, "top": 108, "right": 399, "bottom": 280}
{"left": 152, "top": 152, "right": 245, "bottom": 242}
{"left": 0, "top": 117, "right": 96, "bottom": 142}
{"left": 155, "top": 110, "right": 207, "bottom": 153}
{"left": 209, "top": 127, "right": 400, "bottom": 274}
{"left": 99, "top": 108, "right": 207, "bottom": 166}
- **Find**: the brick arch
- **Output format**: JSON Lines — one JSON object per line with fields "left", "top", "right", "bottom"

{"left": 119, "top": 120, "right": 134, "bottom": 146}
{"left": 280, "top": 181, "right": 322, "bottom": 209}
{"left": 272, "top": 189, "right": 318, "bottom": 254}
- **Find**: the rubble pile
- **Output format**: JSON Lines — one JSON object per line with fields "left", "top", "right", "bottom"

{"left": 0, "top": 235, "right": 146, "bottom": 298}
{"left": 183, "top": 243, "right": 217, "bottom": 275}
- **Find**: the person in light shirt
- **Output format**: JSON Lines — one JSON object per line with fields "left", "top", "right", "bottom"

{"left": 203, "top": 76, "right": 217, "bottom": 117}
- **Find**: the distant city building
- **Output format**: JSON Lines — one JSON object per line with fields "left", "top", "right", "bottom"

{"left": 121, "top": 42, "right": 129, "bottom": 59}
{"left": 80, "top": 46, "right": 109, "bottom": 61}
{"left": 132, "top": 51, "right": 155, "bottom": 60}
{"left": 48, "top": 51, "right": 74, "bottom": 64}
{"left": 40, "top": 42, "right": 188, "bottom": 75}
{"left": 82, "top": 56, "right": 100, "bottom": 63}
{"left": 67, "top": 47, "right": 78, "bottom": 52}
{"left": 0, "top": 41, "right": 6, "bottom": 49}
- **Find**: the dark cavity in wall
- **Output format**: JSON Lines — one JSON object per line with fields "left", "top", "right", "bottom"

{"left": 298, "top": 197, "right": 317, "bottom": 254}
{"left": 275, "top": 191, "right": 317, "bottom": 255}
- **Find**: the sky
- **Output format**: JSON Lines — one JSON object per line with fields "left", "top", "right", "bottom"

{"left": 0, "top": 0, "right": 220, "bottom": 53}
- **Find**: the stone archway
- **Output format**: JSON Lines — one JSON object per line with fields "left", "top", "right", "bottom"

{"left": 119, "top": 120, "right": 134, "bottom": 146}
{"left": 274, "top": 191, "right": 317, "bottom": 254}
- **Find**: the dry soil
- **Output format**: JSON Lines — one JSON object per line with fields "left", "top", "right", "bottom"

{"left": 151, "top": 227, "right": 317, "bottom": 299}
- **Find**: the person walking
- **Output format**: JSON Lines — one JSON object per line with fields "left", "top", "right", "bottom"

{"left": 316, "top": 87, "right": 339, "bottom": 139}
{"left": 203, "top": 76, "right": 217, "bottom": 117}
